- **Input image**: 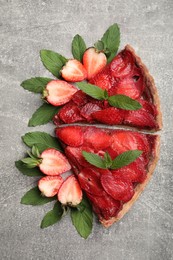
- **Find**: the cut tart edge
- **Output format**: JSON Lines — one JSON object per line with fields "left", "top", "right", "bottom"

{"left": 100, "top": 134, "right": 160, "bottom": 227}
{"left": 125, "top": 45, "right": 163, "bottom": 131}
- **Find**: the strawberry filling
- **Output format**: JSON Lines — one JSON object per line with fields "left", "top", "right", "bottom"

{"left": 56, "top": 126, "right": 156, "bottom": 221}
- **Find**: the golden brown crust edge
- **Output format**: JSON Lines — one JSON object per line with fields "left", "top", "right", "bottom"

{"left": 100, "top": 135, "right": 160, "bottom": 228}
{"left": 125, "top": 45, "right": 163, "bottom": 131}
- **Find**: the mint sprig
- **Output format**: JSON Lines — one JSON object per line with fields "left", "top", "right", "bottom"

{"left": 82, "top": 150, "right": 142, "bottom": 170}
{"left": 77, "top": 82, "right": 142, "bottom": 110}
{"left": 72, "top": 34, "right": 87, "bottom": 62}
{"left": 41, "top": 201, "right": 64, "bottom": 228}
{"left": 21, "top": 77, "right": 52, "bottom": 93}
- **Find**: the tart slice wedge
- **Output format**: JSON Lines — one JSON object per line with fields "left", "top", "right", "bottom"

{"left": 55, "top": 125, "right": 160, "bottom": 227}
{"left": 53, "top": 45, "right": 162, "bottom": 131}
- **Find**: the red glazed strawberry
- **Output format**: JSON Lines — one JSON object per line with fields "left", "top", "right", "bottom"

{"left": 78, "top": 168, "right": 105, "bottom": 196}
{"left": 83, "top": 127, "right": 111, "bottom": 150}
{"left": 61, "top": 59, "right": 87, "bottom": 82}
{"left": 138, "top": 99, "right": 157, "bottom": 117}
{"left": 39, "top": 148, "right": 71, "bottom": 175}
{"left": 101, "top": 172, "right": 134, "bottom": 202}
{"left": 58, "top": 175, "right": 82, "bottom": 206}
{"left": 80, "top": 103, "right": 102, "bottom": 122}
{"left": 124, "top": 109, "right": 157, "bottom": 129}
{"left": 58, "top": 101, "right": 84, "bottom": 123}
{"left": 89, "top": 65, "right": 114, "bottom": 90}
{"left": 44, "top": 80, "right": 77, "bottom": 106}
{"left": 87, "top": 192, "right": 122, "bottom": 220}
{"left": 92, "top": 107, "right": 125, "bottom": 125}
{"left": 111, "top": 162, "right": 147, "bottom": 183}
{"left": 38, "top": 176, "right": 64, "bottom": 197}
{"left": 110, "top": 50, "right": 134, "bottom": 78}
{"left": 56, "top": 126, "right": 84, "bottom": 147}
{"left": 83, "top": 48, "right": 107, "bottom": 79}
{"left": 72, "top": 90, "right": 88, "bottom": 106}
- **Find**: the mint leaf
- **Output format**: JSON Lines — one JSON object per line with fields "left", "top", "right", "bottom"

{"left": 72, "top": 34, "right": 86, "bottom": 62}
{"left": 108, "top": 95, "right": 142, "bottom": 110}
{"left": 82, "top": 151, "right": 106, "bottom": 169}
{"left": 111, "top": 150, "right": 142, "bottom": 170}
{"left": 28, "top": 103, "right": 61, "bottom": 127}
{"left": 22, "top": 131, "right": 63, "bottom": 153}
{"left": 104, "top": 152, "right": 112, "bottom": 168}
{"left": 101, "top": 23, "right": 120, "bottom": 63}
{"left": 40, "top": 50, "right": 67, "bottom": 78}
{"left": 21, "top": 187, "right": 56, "bottom": 205}
{"left": 41, "top": 201, "right": 63, "bottom": 228}
{"left": 71, "top": 197, "right": 93, "bottom": 239}
{"left": 77, "top": 82, "right": 107, "bottom": 100}
{"left": 21, "top": 77, "right": 52, "bottom": 93}
{"left": 15, "top": 160, "right": 43, "bottom": 177}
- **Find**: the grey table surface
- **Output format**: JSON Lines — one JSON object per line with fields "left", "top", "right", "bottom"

{"left": 0, "top": 0, "right": 173, "bottom": 259}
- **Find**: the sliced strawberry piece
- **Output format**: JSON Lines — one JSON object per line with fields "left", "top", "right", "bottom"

{"left": 83, "top": 127, "right": 111, "bottom": 150}
{"left": 61, "top": 59, "right": 87, "bottom": 82}
{"left": 83, "top": 47, "right": 107, "bottom": 79}
{"left": 138, "top": 99, "right": 157, "bottom": 117}
{"left": 89, "top": 65, "right": 114, "bottom": 90}
{"left": 56, "top": 126, "right": 84, "bottom": 147}
{"left": 78, "top": 168, "right": 105, "bottom": 196}
{"left": 87, "top": 192, "right": 122, "bottom": 220}
{"left": 110, "top": 50, "right": 134, "bottom": 78}
{"left": 38, "top": 176, "right": 64, "bottom": 197}
{"left": 101, "top": 172, "right": 134, "bottom": 202}
{"left": 45, "top": 80, "right": 77, "bottom": 106}
{"left": 58, "top": 175, "right": 82, "bottom": 206}
{"left": 111, "top": 161, "right": 147, "bottom": 183}
{"left": 124, "top": 109, "right": 157, "bottom": 129}
{"left": 65, "top": 146, "right": 95, "bottom": 169}
{"left": 39, "top": 148, "right": 71, "bottom": 175}
{"left": 72, "top": 90, "right": 88, "bottom": 106}
{"left": 109, "top": 77, "right": 141, "bottom": 99}
{"left": 53, "top": 113, "right": 62, "bottom": 126}
{"left": 59, "top": 101, "right": 84, "bottom": 123}
{"left": 80, "top": 103, "right": 102, "bottom": 122}
{"left": 92, "top": 107, "right": 125, "bottom": 125}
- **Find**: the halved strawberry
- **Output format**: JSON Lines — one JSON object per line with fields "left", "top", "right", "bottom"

{"left": 61, "top": 59, "right": 87, "bottom": 82}
{"left": 87, "top": 192, "right": 122, "bottom": 220}
{"left": 58, "top": 101, "right": 84, "bottom": 123}
{"left": 83, "top": 47, "right": 107, "bottom": 79}
{"left": 38, "top": 176, "right": 64, "bottom": 197}
{"left": 56, "top": 126, "right": 84, "bottom": 147}
{"left": 39, "top": 148, "right": 71, "bottom": 175}
{"left": 110, "top": 50, "right": 134, "bottom": 78}
{"left": 78, "top": 168, "right": 104, "bottom": 196}
{"left": 92, "top": 107, "right": 125, "bottom": 125}
{"left": 101, "top": 172, "right": 134, "bottom": 202}
{"left": 58, "top": 175, "right": 82, "bottom": 206}
{"left": 111, "top": 162, "right": 147, "bottom": 183}
{"left": 83, "top": 127, "right": 111, "bottom": 151}
{"left": 44, "top": 80, "right": 77, "bottom": 106}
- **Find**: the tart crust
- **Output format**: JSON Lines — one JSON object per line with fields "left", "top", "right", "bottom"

{"left": 125, "top": 45, "right": 163, "bottom": 131}
{"left": 100, "top": 135, "right": 160, "bottom": 227}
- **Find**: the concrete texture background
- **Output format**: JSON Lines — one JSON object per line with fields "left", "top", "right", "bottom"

{"left": 0, "top": 0, "right": 173, "bottom": 259}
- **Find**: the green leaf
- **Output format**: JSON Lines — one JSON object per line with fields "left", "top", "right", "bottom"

{"left": 77, "top": 82, "right": 106, "bottom": 100}
{"left": 72, "top": 34, "right": 86, "bottom": 62}
{"left": 22, "top": 131, "right": 63, "bottom": 153}
{"left": 31, "top": 145, "right": 40, "bottom": 158}
{"left": 21, "top": 187, "right": 56, "bottom": 205}
{"left": 108, "top": 95, "right": 142, "bottom": 110}
{"left": 28, "top": 103, "right": 61, "bottom": 127}
{"left": 21, "top": 77, "right": 52, "bottom": 93}
{"left": 71, "top": 197, "right": 93, "bottom": 239}
{"left": 41, "top": 201, "right": 63, "bottom": 228}
{"left": 21, "top": 157, "right": 40, "bottom": 168}
{"left": 101, "top": 23, "right": 120, "bottom": 63}
{"left": 94, "top": 40, "right": 104, "bottom": 51}
{"left": 40, "top": 50, "right": 67, "bottom": 78}
{"left": 104, "top": 152, "right": 112, "bottom": 168}
{"left": 111, "top": 150, "right": 143, "bottom": 170}
{"left": 82, "top": 151, "right": 106, "bottom": 169}
{"left": 15, "top": 160, "right": 44, "bottom": 177}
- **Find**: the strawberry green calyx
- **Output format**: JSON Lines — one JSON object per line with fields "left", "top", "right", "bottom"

{"left": 42, "top": 89, "right": 49, "bottom": 99}
{"left": 22, "top": 145, "right": 42, "bottom": 168}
